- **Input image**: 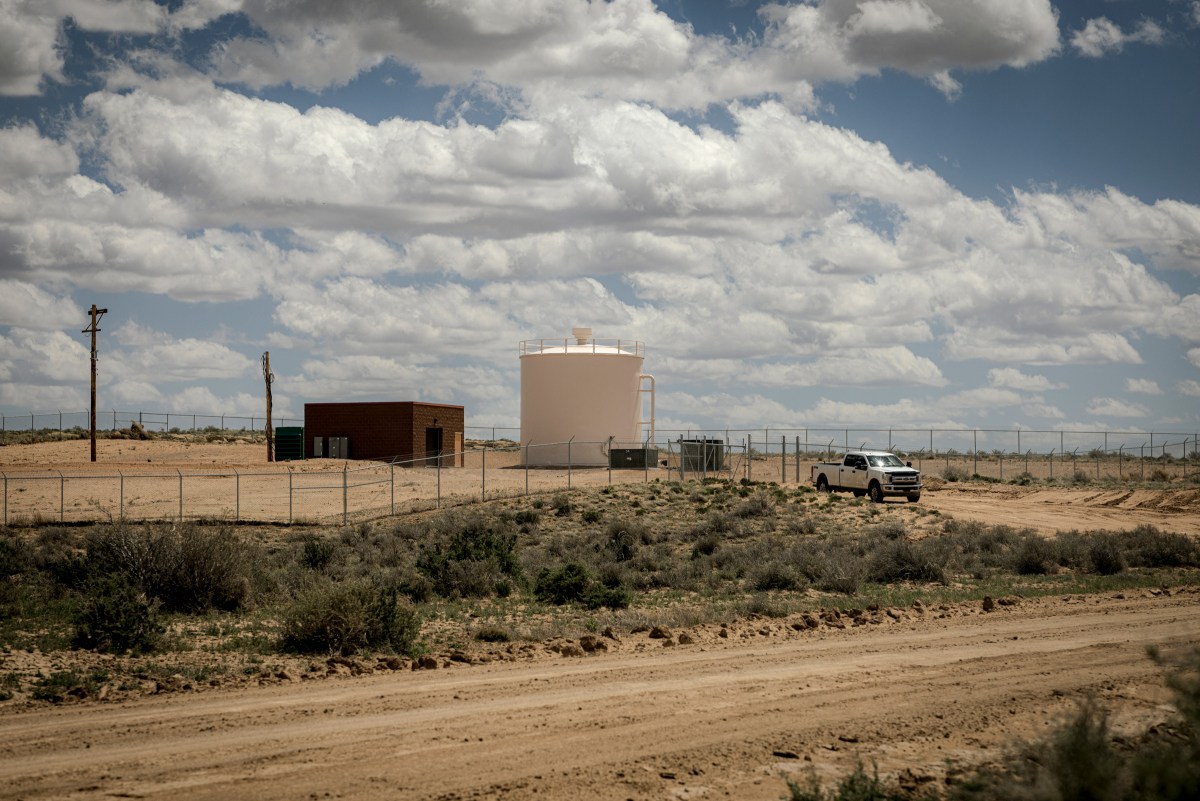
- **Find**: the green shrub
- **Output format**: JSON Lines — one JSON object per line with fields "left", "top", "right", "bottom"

{"left": 786, "top": 759, "right": 906, "bottom": 801}
{"left": 281, "top": 579, "right": 420, "bottom": 656}
{"left": 1123, "top": 526, "right": 1200, "bottom": 568}
{"left": 691, "top": 532, "right": 719, "bottom": 558}
{"left": 533, "top": 562, "right": 630, "bottom": 609}
{"left": 474, "top": 625, "right": 511, "bottom": 643}
{"left": 867, "top": 540, "right": 947, "bottom": 584}
{"left": 160, "top": 526, "right": 253, "bottom": 612}
{"left": 581, "top": 582, "right": 631, "bottom": 610}
{"left": 868, "top": 520, "right": 907, "bottom": 540}
{"left": 580, "top": 508, "right": 601, "bottom": 524}
{"left": 733, "top": 492, "right": 774, "bottom": 518}
{"left": 299, "top": 534, "right": 338, "bottom": 571}
{"left": 1088, "top": 534, "right": 1126, "bottom": 575}
{"left": 942, "top": 465, "right": 969, "bottom": 482}
{"left": 31, "top": 670, "right": 98, "bottom": 703}
{"left": 605, "top": 519, "right": 643, "bottom": 562}
{"left": 72, "top": 576, "right": 163, "bottom": 654}
{"left": 815, "top": 551, "right": 865, "bottom": 594}
{"left": 84, "top": 524, "right": 252, "bottom": 613}
{"left": 416, "top": 513, "right": 521, "bottom": 598}
{"left": 551, "top": 494, "right": 572, "bottom": 517}
{"left": 0, "top": 533, "right": 32, "bottom": 578}
{"left": 749, "top": 562, "right": 803, "bottom": 591}
{"left": 1013, "top": 535, "right": 1058, "bottom": 575}
{"left": 513, "top": 509, "right": 541, "bottom": 526}
{"left": 534, "top": 562, "right": 591, "bottom": 605}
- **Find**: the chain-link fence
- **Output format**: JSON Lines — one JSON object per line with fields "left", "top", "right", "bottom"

{"left": 4, "top": 416, "right": 1197, "bottom": 525}
{"left": 1, "top": 439, "right": 756, "bottom": 526}
{"left": 0, "top": 410, "right": 303, "bottom": 436}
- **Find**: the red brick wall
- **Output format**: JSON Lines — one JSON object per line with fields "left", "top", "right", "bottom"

{"left": 304, "top": 402, "right": 464, "bottom": 464}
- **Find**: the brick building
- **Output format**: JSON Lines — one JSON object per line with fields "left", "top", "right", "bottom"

{"left": 303, "top": 402, "right": 464, "bottom": 465}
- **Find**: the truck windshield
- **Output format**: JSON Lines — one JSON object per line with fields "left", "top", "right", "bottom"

{"left": 868, "top": 455, "right": 905, "bottom": 467}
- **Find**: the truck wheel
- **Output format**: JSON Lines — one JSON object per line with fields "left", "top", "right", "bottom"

{"left": 906, "top": 492, "right": 921, "bottom": 503}
{"left": 816, "top": 475, "right": 830, "bottom": 492}
{"left": 868, "top": 482, "right": 883, "bottom": 503}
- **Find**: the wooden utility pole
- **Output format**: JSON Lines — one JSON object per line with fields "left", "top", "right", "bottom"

{"left": 82, "top": 304, "right": 107, "bottom": 462}
{"left": 262, "top": 351, "right": 274, "bottom": 462}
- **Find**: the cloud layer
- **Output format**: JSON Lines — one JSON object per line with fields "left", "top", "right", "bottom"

{"left": 0, "top": 0, "right": 1196, "bottom": 434}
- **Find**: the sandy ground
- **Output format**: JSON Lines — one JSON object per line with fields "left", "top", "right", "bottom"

{"left": 3, "top": 439, "right": 1200, "bottom": 800}
{"left": 0, "top": 590, "right": 1196, "bottom": 800}
{"left": 919, "top": 482, "right": 1200, "bottom": 536}
{"left": 4, "top": 439, "right": 1200, "bottom": 533}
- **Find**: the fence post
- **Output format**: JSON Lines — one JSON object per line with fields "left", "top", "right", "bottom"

{"left": 567, "top": 437, "right": 574, "bottom": 489}
{"left": 973, "top": 430, "right": 977, "bottom": 476}
{"left": 2, "top": 472, "right": 6, "bottom": 526}
{"left": 524, "top": 442, "right": 530, "bottom": 496}
{"left": 437, "top": 451, "right": 442, "bottom": 509}
{"left": 748, "top": 434, "right": 752, "bottom": 482}
{"left": 481, "top": 445, "right": 486, "bottom": 502}
{"left": 178, "top": 469, "right": 183, "bottom": 522}
{"left": 342, "top": 465, "right": 348, "bottom": 526}
{"left": 235, "top": 469, "right": 240, "bottom": 522}
{"left": 795, "top": 436, "right": 800, "bottom": 483}
{"left": 119, "top": 470, "right": 123, "bottom": 520}
{"left": 59, "top": 470, "right": 64, "bottom": 522}
{"left": 288, "top": 467, "right": 293, "bottom": 524}
{"left": 390, "top": 463, "right": 394, "bottom": 516}
{"left": 1049, "top": 449, "right": 1054, "bottom": 481}
{"left": 781, "top": 435, "right": 786, "bottom": 483}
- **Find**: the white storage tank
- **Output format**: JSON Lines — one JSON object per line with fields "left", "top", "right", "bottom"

{"left": 520, "top": 327, "right": 654, "bottom": 466}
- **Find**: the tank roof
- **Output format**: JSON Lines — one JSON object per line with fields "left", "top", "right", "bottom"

{"left": 520, "top": 337, "right": 643, "bottom": 357}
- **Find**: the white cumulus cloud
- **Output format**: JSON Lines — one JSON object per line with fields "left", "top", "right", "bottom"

{"left": 1071, "top": 17, "right": 1165, "bottom": 58}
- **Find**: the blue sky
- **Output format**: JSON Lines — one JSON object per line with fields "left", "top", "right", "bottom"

{"left": 1, "top": 0, "right": 1198, "bottom": 440}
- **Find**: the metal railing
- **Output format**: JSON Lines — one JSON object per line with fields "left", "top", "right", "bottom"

{"left": 0, "top": 410, "right": 302, "bottom": 436}
{"left": 2, "top": 439, "right": 741, "bottom": 527}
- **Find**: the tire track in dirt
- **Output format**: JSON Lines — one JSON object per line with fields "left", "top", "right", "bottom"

{"left": 2, "top": 591, "right": 1196, "bottom": 801}
{"left": 921, "top": 486, "right": 1200, "bottom": 535}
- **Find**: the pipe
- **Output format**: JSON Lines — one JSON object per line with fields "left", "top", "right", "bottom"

{"left": 639, "top": 374, "right": 656, "bottom": 445}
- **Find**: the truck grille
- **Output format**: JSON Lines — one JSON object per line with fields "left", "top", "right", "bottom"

{"left": 890, "top": 472, "right": 919, "bottom": 485}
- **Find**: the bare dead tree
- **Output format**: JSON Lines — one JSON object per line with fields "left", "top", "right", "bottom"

{"left": 263, "top": 351, "right": 274, "bottom": 462}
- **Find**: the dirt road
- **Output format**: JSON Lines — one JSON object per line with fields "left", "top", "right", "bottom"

{"left": 919, "top": 483, "right": 1200, "bottom": 536}
{"left": 3, "top": 590, "right": 1196, "bottom": 801}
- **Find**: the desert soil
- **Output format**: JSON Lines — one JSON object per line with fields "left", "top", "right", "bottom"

{"left": 0, "top": 590, "right": 1196, "bottom": 801}
{"left": 2, "top": 439, "right": 1199, "bottom": 800}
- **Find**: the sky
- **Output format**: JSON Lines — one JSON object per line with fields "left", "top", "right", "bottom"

{"left": 1, "top": 0, "right": 1199, "bottom": 444}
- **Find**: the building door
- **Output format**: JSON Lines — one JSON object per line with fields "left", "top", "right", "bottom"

{"left": 425, "top": 427, "right": 443, "bottom": 466}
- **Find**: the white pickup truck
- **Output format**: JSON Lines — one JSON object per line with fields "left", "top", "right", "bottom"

{"left": 811, "top": 450, "right": 922, "bottom": 503}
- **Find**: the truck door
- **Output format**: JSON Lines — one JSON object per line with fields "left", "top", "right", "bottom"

{"left": 845, "top": 454, "right": 867, "bottom": 489}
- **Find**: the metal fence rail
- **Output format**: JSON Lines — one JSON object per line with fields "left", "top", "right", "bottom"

{"left": 3, "top": 439, "right": 748, "bottom": 526}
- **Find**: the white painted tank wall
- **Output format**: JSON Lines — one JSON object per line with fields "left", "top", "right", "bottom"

{"left": 520, "top": 344, "right": 644, "bottom": 466}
